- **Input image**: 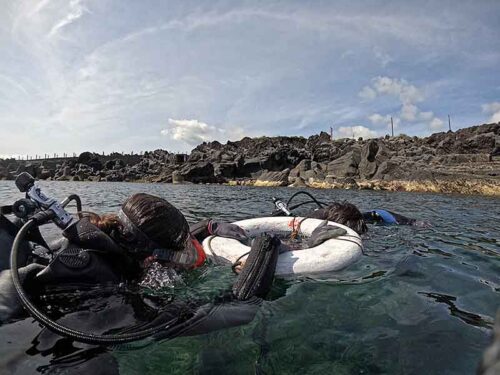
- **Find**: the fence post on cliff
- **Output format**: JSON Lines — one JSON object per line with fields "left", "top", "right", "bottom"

{"left": 391, "top": 117, "right": 394, "bottom": 137}
{"left": 448, "top": 115, "right": 452, "bottom": 131}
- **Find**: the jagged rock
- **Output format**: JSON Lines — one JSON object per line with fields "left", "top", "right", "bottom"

{"left": 358, "top": 140, "right": 379, "bottom": 179}
{"left": 289, "top": 159, "right": 326, "bottom": 183}
{"left": 116, "top": 160, "right": 125, "bottom": 169}
{"left": 172, "top": 170, "right": 184, "bottom": 184}
{"left": 437, "top": 153, "right": 491, "bottom": 165}
{"left": 62, "top": 166, "right": 72, "bottom": 177}
{"left": 214, "top": 162, "right": 237, "bottom": 178}
{"left": 0, "top": 122, "right": 498, "bottom": 195}
{"left": 0, "top": 167, "right": 8, "bottom": 180}
{"left": 254, "top": 169, "right": 290, "bottom": 187}
{"left": 187, "top": 150, "right": 206, "bottom": 162}
{"left": 77, "top": 152, "right": 98, "bottom": 165}
{"left": 302, "top": 168, "right": 325, "bottom": 182}
{"left": 358, "top": 140, "right": 392, "bottom": 179}
{"left": 237, "top": 156, "right": 267, "bottom": 177}
{"left": 327, "top": 147, "right": 361, "bottom": 178}
{"left": 180, "top": 162, "right": 215, "bottom": 183}
{"left": 168, "top": 154, "right": 188, "bottom": 164}
{"left": 14, "top": 164, "right": 27, "bottom": 175}
{"left": 102, "top": 173, "right": 124, "bottom": 182}
{"left": 39, "top": 169, "right": 55, "bottom": 180}
{"left": 289, "top": 177, "right": 308, "bottom": 187}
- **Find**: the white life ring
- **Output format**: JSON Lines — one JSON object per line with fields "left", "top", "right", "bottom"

{"left": 202, "top": 217, "right": 363, "bottom": 276}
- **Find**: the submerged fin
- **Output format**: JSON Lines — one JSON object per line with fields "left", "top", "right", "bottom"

{"left": 232, "top": 234, "right": 280, "bottom": 301}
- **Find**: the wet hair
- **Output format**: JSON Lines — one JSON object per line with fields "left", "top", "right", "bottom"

{"left": 82, "top": 193, "right": 189, "bottom": 252}
{"left": 120, "top": 193, "right": 190, "bottom": 251}
{"left": 82, "top": 212, "right": 122, "bottom": 234}
{"left": 307, "top": 201, "right": 368, "bottom": 235}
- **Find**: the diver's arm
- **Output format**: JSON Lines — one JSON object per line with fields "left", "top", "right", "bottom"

{"left": 189, "top": 219, "right": 212, "bottom": 242}
{"left": 189, "top": 220, "right": 248, "bottom": 242}
{"left": 154, "top": 234, "right": 279, "bottom": 340}
{"left": 363, "top": 209, "right": 423, "bottom": 226}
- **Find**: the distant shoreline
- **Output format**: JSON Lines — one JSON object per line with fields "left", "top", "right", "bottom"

{"left": 5, "top": 177, "right": 496, "bottom": 197}
{"left": 1, "top": 122, "right": 499, "bottom": 197}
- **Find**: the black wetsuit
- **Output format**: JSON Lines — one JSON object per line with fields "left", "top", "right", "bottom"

{"left": 361, "top": 209, "right": 416, "bottom": 225}
{"left": 304, "top": 207, "right": 416, "bottom": 225}
{"left": 0, "top": 214, "right": 277, "bottom": 374}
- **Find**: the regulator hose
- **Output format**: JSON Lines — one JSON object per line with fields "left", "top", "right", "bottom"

{"left": 61, "top": 194, "right": 83, "bottom": 218}
{"left": 286, "top": 191, "right": 327, "bottom": 210}
{"left": 10, "top": 219, "right": 177, "bottom": 345}
{"left": 289, "top": 200, "right": 326, "bottom": 211}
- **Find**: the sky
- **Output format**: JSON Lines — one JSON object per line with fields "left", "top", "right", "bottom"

{"left": 1, "top": 0, "right": 499, "bottom": 158}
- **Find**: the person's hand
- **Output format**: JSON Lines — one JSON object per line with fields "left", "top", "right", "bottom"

{"left": 208, "top": 221, "right": 248, "bottom": 241}
{"left": 307, "top": 221, "right": 347, "bottom": 247}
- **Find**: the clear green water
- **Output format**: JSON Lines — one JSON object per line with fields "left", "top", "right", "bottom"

{"left": 0, "top": 181, "right": 498, "bottom": 374}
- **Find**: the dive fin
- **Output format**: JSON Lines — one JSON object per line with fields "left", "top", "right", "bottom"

{"left": 232, "top": 234, "right": 280, "bottom": 301}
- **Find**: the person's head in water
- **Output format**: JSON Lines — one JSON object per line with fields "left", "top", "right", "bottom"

{"left": 86, "top": 193, "right": 190, "bottom": 256}
{"left": 308, "top": 201, "right": 368, "bottom": 235}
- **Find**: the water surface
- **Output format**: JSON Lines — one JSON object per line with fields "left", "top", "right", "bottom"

{"left": 0, "top": 181, "right": 499, "bottom": 374}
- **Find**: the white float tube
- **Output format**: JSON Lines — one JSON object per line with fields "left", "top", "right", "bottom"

{"left": 202, "top": 217, "right": 363, "bottom": 277}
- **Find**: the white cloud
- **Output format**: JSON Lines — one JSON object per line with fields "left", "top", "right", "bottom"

{"left": 358, "top": 86, "right": 377, "bottom": 100}
{"left": 401, "top": 103, "right": 418, "bottom": 121}
{"left": 368, "top": 113, "right": 400, "bottom": 129}
{"left": 419, "top": 111, "right": 434, "bottom": 121}
{"left": 362, "top": 76, "right": 445, "bottom": 132}
{"left": 48, "top": 0, "right": 88, "bottom": 37}
{"left": 161, "top": 119, "right": 224, "bottom": 146}
{"left": 490, "top": 112, "right": 500, "bottom": 123}
{"left": 482, "top": 102, "right": 500, "bottom": 123}
{"left": 364, "top": 77, "right": 425, "bottom": 124}
{"left": 373, "top": 46, "right": 393, "bottom": 67}
{"left": 337, "top": 125, "right": 377, "bottom": 139}
{"left": 371, "top": 76, "right": 424, "bottom": 104}
{"left": 482, "top": 102, "right": 500, "bottom": 113}
{"left": 369, "top": 113, "right": 389, "bottom": 124}
{"left": 429, "top": 117, "right": 444, "bottom": 130}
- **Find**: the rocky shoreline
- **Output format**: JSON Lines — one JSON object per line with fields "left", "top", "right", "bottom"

{"left": 1, "top": 122, "right": 499, "bottom": 196}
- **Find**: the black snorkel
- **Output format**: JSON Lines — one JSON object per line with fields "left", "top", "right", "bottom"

{"left": 9, "top": 173, "right": 178, "bottom": 345}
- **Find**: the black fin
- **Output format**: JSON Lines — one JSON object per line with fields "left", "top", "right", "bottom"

{"left": 232, "top": 234, "right": 280, "bottom": 301}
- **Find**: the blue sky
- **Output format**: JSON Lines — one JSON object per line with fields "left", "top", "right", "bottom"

{"left": 1, "top": 0, "right": 499, "bottom": 157}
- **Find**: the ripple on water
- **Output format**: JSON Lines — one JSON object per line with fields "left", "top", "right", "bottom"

{"left": 0, "top": 181, "right": 498, "bottom": 374}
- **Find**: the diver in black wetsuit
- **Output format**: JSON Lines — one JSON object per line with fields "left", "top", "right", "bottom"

{"left": 362, "top": 209, "right": 417, "bottom": 225}
{"left": 304, "top": 202, "right": 429, "bottom": 232}
{"left": 0, "top": 186, "right": 279, "bottom": 373}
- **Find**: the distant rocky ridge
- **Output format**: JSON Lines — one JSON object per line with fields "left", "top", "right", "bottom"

{"left": 1, "top": 122, "right": 499, "bottom": 195}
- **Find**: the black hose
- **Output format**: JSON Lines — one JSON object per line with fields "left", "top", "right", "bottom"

{"left": 231, "top": 251, "right": 251, "bottom": 274}
{"left": 10, "top": 219, "right": 177, "bottom": 345}
{"left": 62, "top": 194, "right": 83, "bottom": 218}
{"left": 286, "top": 191, "right": 327, "bottom": 209}
{"left": 288, "top": 200, "right": 327, "bottom": 211}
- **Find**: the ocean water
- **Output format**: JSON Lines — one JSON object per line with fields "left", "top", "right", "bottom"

{"left": 0, "top": 181, "right": 499, "bottom": 374}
